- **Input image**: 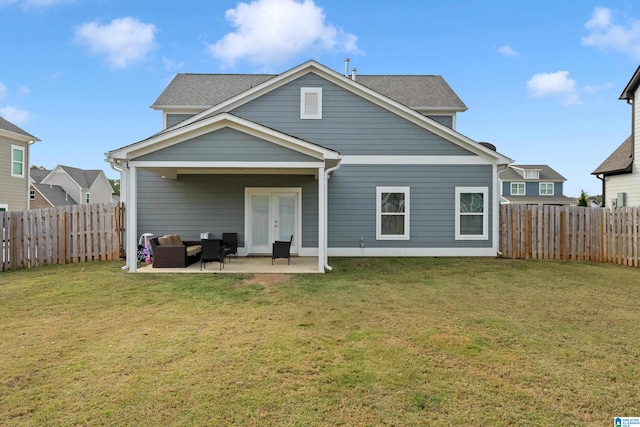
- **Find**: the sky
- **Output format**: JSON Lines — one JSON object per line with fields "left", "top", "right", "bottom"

{"left": 1, "top": 0, "right": 639, "bottom": 197}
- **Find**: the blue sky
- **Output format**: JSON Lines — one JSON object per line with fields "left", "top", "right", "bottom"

{"left": 1, "top": 0, "right": 639, "bottom": 197}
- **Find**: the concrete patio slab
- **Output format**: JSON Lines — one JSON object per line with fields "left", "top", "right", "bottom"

{"left": 136, "top": 256, "right": 321, "bottom": 274}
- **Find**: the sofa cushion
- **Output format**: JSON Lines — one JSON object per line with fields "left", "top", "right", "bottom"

{"left": 186, "top": 245, "right": 202, "bottom": 257}
{"left": 158, "top": 235, "right": 172, "bottom": 246}
{"left": 171, "top": 234, "right": 183, "bottom": 246}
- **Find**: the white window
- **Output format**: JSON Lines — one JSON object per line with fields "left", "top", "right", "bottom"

{"left": 85, "top": 193, "right": 91, "bottom": 203}
{"left": 510, "top": 182, "right": 525, "bottom": 196}
{"left": 0, "top": 204, "right": 7, "bottom": 212}
{"left": 376, "top": 186, "right": 410, "bottom": 240}
{"left": 11, "top": 145, "right": 25, "bottom": 178}
{"left": 29, "top": 190, "right": 35, "bottom": 200}
{"left": 539, "top": 182, "right": 554, "bottom": 195}
{"left": 300, "top": 87, "right": 322, "bottom": 119}
{"left": 524, "top": 169, "right": 540, "bottom": 179}
{"left": 455, "top": 187, "right": 488, "bottom": 240}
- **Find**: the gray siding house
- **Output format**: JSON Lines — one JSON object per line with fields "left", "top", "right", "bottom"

{"left": 107, "top": 60, "right": 512, "bottom": 272}
{"left": 30, "top": 165, "right": 114, "bottom": 209}
{"left": 0, "top": 117, "right": 40, "bottom": 212}
{"left": 499, "top": 164, "right": 574, "bottom": 205}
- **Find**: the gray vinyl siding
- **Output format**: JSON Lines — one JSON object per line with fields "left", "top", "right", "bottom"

{"left": 425, "top": 115, "right": 453, "bottom": 128}
{"left": 328, "top": 164, "right": 494, "bottom": 248}
{"left": 136, "top": 170, "right": 318, "bottom": 247}
{"left": 231, "top": 73, "right": 474, "bottom": 156}
{"left": 166, "top": 114, "right": 194, "bottom": 128}
{"left": 0, "top": 138, "right": 29, "bottom": 211}
{"left": 134, "top": 128, "right": 320, "bottom": 162}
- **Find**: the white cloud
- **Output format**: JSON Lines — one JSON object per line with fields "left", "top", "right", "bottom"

{"left": 208, "top": 0, "right": 361, "bottom": 68}
{"left": 527, "top": 71, "right": 580, "bottom": 105}
{"left": 0, "top": 82, "right": 6, "bottom": 100}
{"left": 497, "top": 45, "right": 518, "bottom": 56}
{"left": 75, "top": 17, "right": 158, "bottom": 69}
{"left": 0, "top": 106, "right": 31, "bottom": 124}
{"left": 583, "top": 82, "right": 614, "bottom": 94}
{"left": 582, "top": 6, "right": 640, "bottom": 60}
{"left": 18, "top": 85, "right": 30, "bottom": 95}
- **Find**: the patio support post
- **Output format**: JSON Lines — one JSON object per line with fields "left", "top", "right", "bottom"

{"left": 318, "top": 166, "right": 326, "bottom": 272}
{"left": 127, "top": 165, "right": 138, "bottom": 272}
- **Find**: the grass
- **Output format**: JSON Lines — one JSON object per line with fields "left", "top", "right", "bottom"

{"left": 1, "top": 257, "right": 640, "bottom": 426}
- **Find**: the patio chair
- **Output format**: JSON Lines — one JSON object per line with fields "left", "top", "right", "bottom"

{"left": 201, "top": 239, "right": 225, "bottom": 271}
{"left": 272, "top": 234, "right": 293, "bottom": 265}
{"left": 222, "top": 232, "right": 238, "bottom": 261}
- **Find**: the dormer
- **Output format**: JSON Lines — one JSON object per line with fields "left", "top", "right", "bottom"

{"left": 512, "top": 167, "right": 541, "bottom": 180}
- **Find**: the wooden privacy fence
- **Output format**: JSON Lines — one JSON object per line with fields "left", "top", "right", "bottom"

{"left": 500, "top": 204, "right": 640, "bottom": 267}
{"left": 1, "top": 202, "right": 125, "bottom": 272}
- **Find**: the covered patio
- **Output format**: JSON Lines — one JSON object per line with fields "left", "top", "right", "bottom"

{"left": 136, "top": 256, "right": 321, "bottom": 274}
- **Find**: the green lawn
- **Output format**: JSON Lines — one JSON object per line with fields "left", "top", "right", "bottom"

{"left": 1, "top": 258, "right": 639, "bottom": 426}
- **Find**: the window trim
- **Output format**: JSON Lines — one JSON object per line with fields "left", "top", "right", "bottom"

{"left": 455, "top": 187, "right": 488, "bottom": 241}
{"left": 29, "top": 189, "right": 35, "bottom": 200}
{"left": 0, "top": 204, "right": 7, "bottom": 212}
{"left": 539, "top": 182, "right": 554, "bottom": 196}
{"left": 300, "top": 87, "right": 322, "bottom": 119}
{"left": 510, "top": 182, "right": 525, "bottom": 196}
{"left": 376, "top": 186, "right": 410, "bottom": 240}
{"left": 11, "top": 145, "right": 25, "bottom": 178}
{"left": 85, "top": 192, "right": 91, "bottom": 204}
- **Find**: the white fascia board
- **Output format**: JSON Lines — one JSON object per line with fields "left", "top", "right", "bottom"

{"left": 109, "top": 113, "right": 339, "bottom": 161}
{"left": 130, "top": 161, "right": 326, "bottom": 169}
{"left": 0, "top": 129, "right": 39, "bottom": 143}
{"left": 341, "top": 155, "right": 493, "bottom": 165}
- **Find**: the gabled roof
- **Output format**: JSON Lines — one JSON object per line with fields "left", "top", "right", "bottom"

{"left": 45, "top": 165, "right": 102, "bottom": 189}
{"left": 0, "top": 116, "right": 39, "bottom": 142}
{"left": 31, "top": 183, "right": 78, "bottom": 206}
{"left": 592, "top": 135, "right": 633, "bottom": 175}
{"left": 620, "top": 66, "right": 640, "bottom": 100}
{"left": 151, "top": 71, "right": 467, "bottom": 112}
{"left": 499, "top": 164, "right": 567, "bottom": 182}
{"left": 30, "top": 168, "right": 50, "bottom": 183}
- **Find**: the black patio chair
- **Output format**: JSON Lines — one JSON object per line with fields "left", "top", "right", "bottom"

{"left": 272, "top": 234, "right": 293, "bottom": 265}
{"left": 222, "top": 232, "right": 238, "bottom": 261}
{"left": 201, "top": 239, "right": 225, "bottom": 271}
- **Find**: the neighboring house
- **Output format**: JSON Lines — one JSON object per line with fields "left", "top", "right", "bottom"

{"left": 29, "top": 165, "right": 114, "bottom": 209}
{"left": 592, "top": 66, "right": 640, "bottom": 207}
{"left": 106, "top": 59, "right": 512, "bottom": 272}
{"left": 0, "top": 117, "right": 40, "bottom": 212}
{"left": 499, "top": 164, "right": 575, "bottom": 205}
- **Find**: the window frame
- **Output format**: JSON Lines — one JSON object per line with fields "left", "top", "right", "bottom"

{"left": 376, "top": 186, "right": 410, "bottom": 240}
{"left": 0, "top": 204, "right": 7, "bottom": 212}
{"left": 85, "top": 192, "right": 91, "bottom": 204}
{"left": 510, "top": 182, "right": 525, "bottom": 196}
{"left": 300, "top": 87, "right": 322, "bottom": 119}
{"left": 539, "top": 182, "right": 554, "bottom": 196}
{"left": 29, "top": 189, "right": 35, "bottom": 200}
{"left": 455, "top": 187, "right": 488, "bottom": 240}
{"left": 11, "top": 145, "right": 25, "bottom": 178}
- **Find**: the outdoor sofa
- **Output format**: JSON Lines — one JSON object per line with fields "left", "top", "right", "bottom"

{"left": 149, "top": 234, "right": 202, "bottom": 268}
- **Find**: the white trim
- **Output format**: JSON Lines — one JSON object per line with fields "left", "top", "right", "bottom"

{"left": 11, "top": 145, "right": 25, "bottom": 178}
{"left": 0, "top": 128, "right": 39, "bottom": 143}
{"left": 341, "top": 155, "right": 493, "bottom": 165}
{"left": 130, "top": 161, "right": 325, "bottom": 169}
{"left": 510, "top": 182, "right": 525, "bottom": 195}
{"left": 376, "top": 186, "right": 410, "bottom": 240}
{"left": 539, "top": 182, "right": 554, "bottom": 196}
{"left": 329, "top": 247, "right": 497, "bottom": 257}
{"left": 318, "top": 166, "right": 326, "bottom": 272}
{"left": 128, "top": 166, "right": 138, "bottom": 273}
{"left": 455, "top": 187, "right": 488, "bottom": 240}
{"left": 300, "top": 87, "right": 322, "bottom": 119}
{"left": 0, "top": 203, "right": 8, "bottom": 211}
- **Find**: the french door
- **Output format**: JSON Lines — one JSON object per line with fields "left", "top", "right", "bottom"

{"left": 245, "top": 188, "right": 301, "bottom": 255}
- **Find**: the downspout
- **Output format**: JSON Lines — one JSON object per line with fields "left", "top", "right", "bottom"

{"left": 595, "top": 173, "right": 605, "bottom": 207}
{"left": 108, "top": 158, "right": 129, "bottom": 271}
{"left": 323, "top": 159, "right": 342, "bottom": 271}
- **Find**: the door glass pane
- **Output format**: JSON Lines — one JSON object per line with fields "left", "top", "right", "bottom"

{"left": 277, "top": 195, "right": 295, "bottom": 242}
{"left": 251, "top": 195, "right": 269, "bottom": 246}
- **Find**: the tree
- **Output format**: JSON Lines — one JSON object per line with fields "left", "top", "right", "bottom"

{"left": 577, "top": 190, "right": 589, "bottom": 207}
{"left": 109, "top": 179, "right": 120, "bottom": 196}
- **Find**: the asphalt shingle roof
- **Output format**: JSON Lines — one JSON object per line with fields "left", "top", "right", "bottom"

{"left": 499, "top": 165, "right": 567, "bottom": 182}
{"left": 592, "top": 135, "right": 633, "bottom": 175}
{"left": 59, "top": 165, "right": 102, "bottom": 189}
{"left": 0, "top": 116, "right": 38, "bottom": 140}
{"left": 151, "top": 73, "right": 467, "bottom": 111}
